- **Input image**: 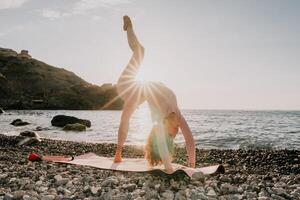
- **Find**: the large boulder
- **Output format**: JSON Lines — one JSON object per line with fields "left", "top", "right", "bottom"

{"left": 10, "top": 119, "right": 30, "bottom": 126}
{"left": 51, "top": 115, "right": 91, "bottom": 127}
{"left": 63, "top": 123, "right": 86, "bottom": 131}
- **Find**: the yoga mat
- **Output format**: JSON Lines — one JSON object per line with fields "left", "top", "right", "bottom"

{"left": 54, "top": 153, "right": 225, "bottom": 178}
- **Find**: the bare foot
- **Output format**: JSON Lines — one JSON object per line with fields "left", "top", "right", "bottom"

{"left": 114, "top": 152, "right": 122, "bottom": 163}
{"left": 123, "top": 15, "right": 132, "bottom": 31}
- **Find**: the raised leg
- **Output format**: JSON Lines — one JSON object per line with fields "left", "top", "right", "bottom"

{"left": 117, "top": 16, "right": 145, "bottom": 102}
{"left": 114, "top": 16, "right": 145, "bottom": 162}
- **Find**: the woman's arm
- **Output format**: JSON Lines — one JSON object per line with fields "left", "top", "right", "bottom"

{"left": 179, "top": 114, "right": 196, "bottom": 167}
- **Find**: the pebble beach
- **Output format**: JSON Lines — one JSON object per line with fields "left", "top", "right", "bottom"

{"left": 0, "top": 134, "right": 299, "bottom": 200}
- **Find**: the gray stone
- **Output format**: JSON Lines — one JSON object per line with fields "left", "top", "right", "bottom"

{"left": 192, "top": 193, "right": 207, "bottom": 200}
{"left": 174, "top": 190, "right": 186, "bottom": 200}
{"left": 192, "top": 171, "right": 205, "bottom": 182}
{"left": 22, "top": 195, "right": 32, "bottom": 200}
{"left": 144, "top": 190, "right": 159, "bottom": 199}
{"left": 0, "top": 174, "right": 8, "bottom": 179}
{"left": 56, "top": 178, "right": 69, "bottom": 186}
{"left": 35, "top": 181, "right": 42, "bottom": 186}
{"left": 154, "top": 184, "right": 161, "bottom": 191}
{"left": 66, "top": 181, "right": 73, "bottom": 188}
{"left": 206, "top": 188, "right": 217, "bottom": 197}
{"left": 220, "top": 183, "right": 239, "bottom": 194}
{"left": 13, "top": 191, "right": 26, "bottom": 199}
{"left": 245, "top": 191, "right": 257, "bottom": 198}
{"left": 101, "top": 176, "right": 119, "bottom": 187}
{"left": 162, "top": 190, "right": 174, "bottom": 199}
{"left": 124, "top": 183, "right": 136, "bottom": 192}
{"left": 90, "top": 186, "right": 100, "bottom": 195}
{"left": 63, "top": 123, "right": 86, "bottom": 131}
{"left": 258, "top": 197, "right": 272, "bottom": 200}
{"left": 54, "top": 175, "right": 62, "bottom": 182}
{"left": 272, "top": 187, "right": 285, "bottom": 195}
{"left": 3, "top": 193, "right": 13, "bottom": 200}
{"left": 41, "top": 195, "right": 55, "bottom": 200}
{"left": 37, "top": 186, "right": 48, "bottom": 193}
{"left": 270, "top": 194, "right": 286, "bottom": 200}
{"left": 9, "top": 178, "right": 16, "bottom": 183}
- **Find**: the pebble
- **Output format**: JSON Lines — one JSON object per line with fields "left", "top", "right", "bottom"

{"left": 124, "top": 183, "right": 136, "bottom": 192}
{"left": 272, "top": 187, "right": 285, "bottom": 195}
{"left": 90, "top": 186, "right": 100, "bottom": 195}
{"left": 13, "top": 190, "right": 25, "bottom": 199}
{"left": 101, "top": 176, "right": 119, "bottom": 187}
{"left": 207, "top": 188, "right": 217, "bottom": 197}
{"left": 3, "top": 194, "right": 13, "bottom": 200}
{"left": 162, "top": 190, "right": 174, "bottom": 199}
{"left": 0, "top": 134, "right": 299, "bottom": 200}
{"left": 54, "top": 175, "right": 62, "bottom": 182}
{"left": 144, "top": 190, "right": 159, "bottom": 199}
{"left": 192, "top": 171, "right": 205, "bottom": 182}
{"left": 41, "top": 195, "right": 55, "bottom": 200}
{"left": 220, "top": 183, "right": 239, "bottom": 194}
{"left": 245, "top": 191, "right": 257, "bottom": 198}
{"left": 55, "top": 178, "right": 69, "bottom": 186}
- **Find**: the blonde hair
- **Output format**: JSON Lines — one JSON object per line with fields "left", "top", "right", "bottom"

{"left": 144, "top": 113, "right": 177, "bottom": 166}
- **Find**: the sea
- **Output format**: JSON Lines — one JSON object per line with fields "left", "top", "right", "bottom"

{"left": 0, "top": 108, "right": 299, "bottom": 150}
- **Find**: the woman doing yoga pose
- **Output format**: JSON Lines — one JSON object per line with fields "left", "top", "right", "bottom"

{"left": 114, "top": 16, "right": 196, "bottom": 173}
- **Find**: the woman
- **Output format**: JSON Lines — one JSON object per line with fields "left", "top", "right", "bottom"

{"left": 114, "top": 16, "right": 196, "bottom": 173}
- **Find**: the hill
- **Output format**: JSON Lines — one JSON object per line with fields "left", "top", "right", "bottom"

{"left": 0, "top": 47, "right": 123, "bottom": 110}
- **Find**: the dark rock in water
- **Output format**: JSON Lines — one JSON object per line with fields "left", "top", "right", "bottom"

{"left": 10, "top": 119, "right": 30, "bottom": 126}
{"left": 51, "top": 115, "right": 91, "bottom": 127}
{"left": 20, "top": 131, "right": 39, "bottom": 138}
{"left": 35, "top": 126, "right": 43, "bottom": 131}
{"left": 0, "top": 107, "right": 4, "bottom": 114}
{"left": 35, "top": 126, "right": 50, "bottom": 131}
{"left": 63, "top": 123, "right": 86, "bottom": 131}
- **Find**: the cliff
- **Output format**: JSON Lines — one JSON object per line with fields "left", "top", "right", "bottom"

{"left": 0, "top": 47, "right": 123, "bottom": 110}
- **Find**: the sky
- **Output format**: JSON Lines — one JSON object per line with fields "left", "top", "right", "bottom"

{"left": 0, "top": 0, "right": 299, "bottom": 110}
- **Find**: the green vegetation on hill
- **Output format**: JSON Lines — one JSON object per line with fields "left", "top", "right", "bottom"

{"left": 0, "top": 47, "right": 123, "bottom": 110}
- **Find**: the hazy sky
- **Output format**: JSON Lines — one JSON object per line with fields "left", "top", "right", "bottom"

{"left": 0, "top": 0, "right": 299, "bottom": 110}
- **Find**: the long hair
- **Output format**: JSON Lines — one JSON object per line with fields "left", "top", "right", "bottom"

{"left": 144, "top": 114, "right": 176, "bottom": 166}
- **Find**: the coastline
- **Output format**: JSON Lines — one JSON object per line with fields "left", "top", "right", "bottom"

{"left": 0, "top": 134, "right": 299, "bottom": 199}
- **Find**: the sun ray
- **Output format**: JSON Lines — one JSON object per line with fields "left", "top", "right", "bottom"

{"left": 148, "top": 83, "right": 170, "bottom": 102}
{"left": 101, "top": 81, "right": 138, "bottom": 109}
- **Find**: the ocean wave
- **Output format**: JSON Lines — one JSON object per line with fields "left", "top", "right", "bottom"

{"left": 238, "top": 140, "right": 276, "bottom": 150}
